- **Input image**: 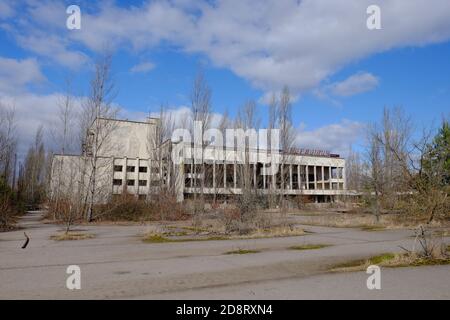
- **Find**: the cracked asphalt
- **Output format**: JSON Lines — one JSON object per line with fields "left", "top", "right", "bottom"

{"left": 1, "top": 211, "right": 449, "bottom": 299}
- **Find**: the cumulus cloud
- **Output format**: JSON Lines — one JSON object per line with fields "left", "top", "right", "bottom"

{"left": 15, "top": 33, "right": 89, "bottom": 68}
{"left": 314, "top": 72, "right": 379, "bottom": 103}
{"left": 0, "top": 92, "right": 83, "bottom": 157}
{"left": 4, "top": 0, "right": 450, "bottom": 95}
{"left": 295, "top": 120, "right": 365, "bottom": 156}
{"left": 130, "top": 61, "right": 155, "bottom": 74}
{"left": 0, "top": 57, "right": 45, "bottom": 93}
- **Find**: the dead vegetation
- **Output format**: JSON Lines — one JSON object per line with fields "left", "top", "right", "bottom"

{"left": 289, "top": 244, "right": 331, "bottom": 251}
{"left": 297, "top": 210, "right": 449, "bottom": 231}
{"left": 331, "top": 225, "right": 450, "bottom": 272}
{"left": 224, "top": 249, "right": 261, "bottom": 255}
{"left": 142, "top": 210, "right": 305, "bottom": 243}
{"left": 50, "top": 232, "right": 95, "bottom": 241}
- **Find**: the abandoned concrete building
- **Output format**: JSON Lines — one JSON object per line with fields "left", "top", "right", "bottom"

{"left": 50, "top": 117, "right": 346, "bottom": 204}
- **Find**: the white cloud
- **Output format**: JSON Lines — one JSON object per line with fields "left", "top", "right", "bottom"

{"left": 258, "top": 90, "right": 300, "bottom": 105}
{"left": 5, "top": 0, "right": 450, "bottom": 95}
{"left": 314, "top": 72, "right": 379, "bottom": 103}
{"left": 0, "top": 92, "right": 83, "bottom": 157}
{"left": 295, "top": 120, "right": 365, "bottom": 156}
{"left": 0, "top": 57, "right": 45, "bottom": 93}
{"left": 328, "top": 72, "right": 379, "bottom": 97}
{"left": 130, "top": 61, "right": 155, "bottom": 74}
{"left": 15, "top": 33, "right": 89, "bottom": 68}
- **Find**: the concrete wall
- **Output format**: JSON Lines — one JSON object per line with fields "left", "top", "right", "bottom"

{"left": 50, "top": 118, "right": 346, "bottom": 204}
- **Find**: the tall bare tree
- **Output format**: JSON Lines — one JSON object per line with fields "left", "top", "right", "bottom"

{"left": 0, "top": 102, "right": 17, "bottom": 188}
{"left": 147, "top": 104, "right": 176, "bottom": 202}
{"left": 278, "top": 86, "right": 296, "bottom": 208}
{"left": 189, "top": 70, "right": 212, "bottom": 209}
{"left": 19, "top": 126, "right": 46, "bottom": 206}
{"left": 0, "top": 102, "right": 18, "bottom": 228}
{"left": 81, "top": 54, "right": 119, "bottom": 221}
{"left": 235, "top": 100, "right": 261, "bottom": 219}
{"left": 48, "top": 78, "right": 79, "bottom": 227}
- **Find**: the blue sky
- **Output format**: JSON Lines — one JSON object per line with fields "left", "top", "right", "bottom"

{"left": 1, "top": 0, "right": 450, "bottom": 157}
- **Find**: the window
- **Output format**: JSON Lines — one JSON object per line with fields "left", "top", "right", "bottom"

{"left": 113, "top": 179, "right": 122, "bottom": 186}
{"left": 138, "top": 194, "right": 147, "bottom": 201}
{"left": 126, "top": 166, "right": 135, "bottom": 172}
{"left": 138, "top": 180, "right": 147, "bottom": 186}
{"left": 139, "top": 166, "right": 147, "bottom": 173}
{"left": 127, "top": 179, "right": 135, "bottom": 186}
{"left": 114, "top": 165, "right": 123, "bottom": 172}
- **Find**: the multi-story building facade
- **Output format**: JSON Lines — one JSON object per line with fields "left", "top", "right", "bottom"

{"left": 50, "top": 117, "right": 346, "bottom": 204}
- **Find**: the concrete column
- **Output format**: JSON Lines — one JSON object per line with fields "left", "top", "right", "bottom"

{"left": 136, "top": 158, "right": 140, "bottom": 196}
{"left": 123, "top": 157, "right": 127, "bottom": 194}
{"left": 314, "top": 165, "right": 317, "bottom": 190}
{"left": 289, "top": 164, "right": 293, "bottom": 190}
{"left": 306, "top": 165, "right": 309, "bottom": 190}
{"left": 342, "top": 166, "right": 346, "bottom": 190}
{"left": 321, "top": 166, "right": 325, "bottom": 190}
{"left": 175, "top": 161, "right": 184, "bottom": 202}
{"left": 297, "top": 165, "right": 301, "bottom": 190}
{"left": 329, "top": 166, "right": 332, "bottom": 190}
{"left": 111, "top": 157, "right": 115, "bottom": 196}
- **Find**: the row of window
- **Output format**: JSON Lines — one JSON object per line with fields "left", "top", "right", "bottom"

{"left": 114, "top": 165, "right": 147, "bottom": 173}
{"left": 113, "top": 165, "right": 161, "bottom": 173}
{"left": 113, "top": 179, "right": 148, "bottom": 186}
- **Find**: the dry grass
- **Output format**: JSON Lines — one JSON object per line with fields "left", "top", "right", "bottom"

{"left": 224, "top": 249, "right": 260, "bottom": 255}
{"left": 297, "top": 212, "right": 444, "bottom": 230}
{"left": 142, "top": 233, "right": 227, "bottom": 243}
{"left": 288, "top": 244, "right": 331, "bottom": 251}
{"left": 330, "top": 252, "right": 450, "bottom": 273}
{"left": 142, "top": 224, "right": 305, "bottom": 243}
{"left": 142, "top": 220, "right": 306, "bottom": 243}
{"left": 50, "top": 232, "right": 95, "bottom": 241}
{"left": 236, "top": 225, "right": 305, "bottom": 239}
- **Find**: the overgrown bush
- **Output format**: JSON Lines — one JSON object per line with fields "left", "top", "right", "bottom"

{"left": 0, "top": 177, "right": 24, "bottom": 231}
{"left": 95, "top": 192, "right": 189, "bottom": 222}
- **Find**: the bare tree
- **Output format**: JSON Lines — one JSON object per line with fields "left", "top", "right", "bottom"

{"left": 189, "top": 70, "right": 212, "bottom": 211}
{"left": 0, "top": 102, "right": 17, "bottom": 188}
{"left": 19, "top": 126, "right": 46, "bottom": 206}
{"left": 267, "top": 93, "right": 278, "bottom": 207}
{"left": 278, "top": 86, "right": 296, "bottom": 209}
{"left": 365, "top": 107, "right": 449, "bottom": 224}
{"left": 48, "top": 78, "right": 80, "bottom": 229}
{"left": 366, "top": 123, "right": 383, "bottom": 221}
{"left": 0, "top": 102, "right": 18, "bottom": 228}
{"left": 235, "top": 100, "right": 261, "bottom": 220}
{"left": 81, "top": 54, "right": 119, "bottom": 221}
{"left": 147, "top": 104, "right": 176, "bottom": 204}
{"left": 345, "top": 145, "right": 364, "bottom": 192}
